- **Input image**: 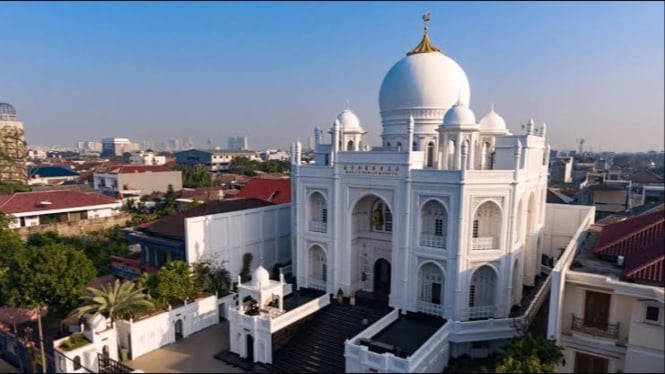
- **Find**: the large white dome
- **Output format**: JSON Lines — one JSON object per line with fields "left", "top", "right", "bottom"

{"left": 379, "top": 47, "right": 470, "bottom": 114}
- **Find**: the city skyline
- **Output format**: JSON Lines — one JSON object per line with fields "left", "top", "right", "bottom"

{"left": 1, "top": 1, "right": 663, "bottom": 153}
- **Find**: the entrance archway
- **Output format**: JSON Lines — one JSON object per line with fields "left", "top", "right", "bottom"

{"left": 246, "top": 334, "right": 254, "bottom": 362}
{"left": 175, "top": 319, "right": 183, "bottom": 340}
{"left": 373, "top": 259, "right": 391, "bottom": 296}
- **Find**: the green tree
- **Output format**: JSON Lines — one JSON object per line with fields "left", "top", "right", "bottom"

{"left": 0, "top": 181, "right": 30, "bottom": 194}
{"left": 191, "top": 261, "right": 232, "bottom": 297}
{"left": 71, "top": 279, "right": 154, "bottom": 323}
{"left": 1, "top": 243, "right": 96, "bottom": 315}
{"left": 496, "top": 333, "right": 564, "bottom": 373}
{"left": 154, "top": 260, "right": 195, "bottom": 305}
{"left": 158, "top": 184, "right": 178, "bottom": 216}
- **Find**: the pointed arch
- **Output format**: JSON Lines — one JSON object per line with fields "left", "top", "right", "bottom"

{"left": 308, "top": 191, "right": 327, "bottom": 233}
{"left": 472, "top": 200, "right": 502, "bottom": 250}
{"left": 418, "top": 262, "right": 445, "bottom": 316}
{"left": 427, "top": 141, "right": 435, "bottom": 167}
{"left": 468, "top": 265, "right": 498, "bottom": 319}
{"left": 419, "top": 199, "right": 448, "bottom": 249}
{"left": 308, "top": 245, "right": 327, "bottom": 291}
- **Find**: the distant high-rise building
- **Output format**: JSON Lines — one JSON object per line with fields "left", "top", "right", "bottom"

{"left": 228, "top": 136, "right": 249, "bottom": 150}
{"left": 101, "top": 137, "right": 139, "bottom": 157}
{"left": 0, "top": 102, "right": 28, "bottom": 183}
{"left": 76, "top": 140, "right": 102, "bottom": 153}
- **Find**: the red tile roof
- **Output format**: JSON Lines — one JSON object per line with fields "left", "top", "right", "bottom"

{"left": 235, "top": 177, "right": 291, "bottom": 204}
{"left": 0, "top": 190, "right": 120, "bottom": 214}
{"left": 594, "top": 209, "right": 664, "bottom": 256}
{"left": 624, "top": 238, "right": 665, "bottom": 284}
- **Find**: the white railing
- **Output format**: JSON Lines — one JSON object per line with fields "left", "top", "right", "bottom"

{"left": 308, "top": 277, "right": 326, "bottom": 291}
{"left": 466, "top": 305, "right": 497, "bottom": 320}
{"left": 348, "top": 309, "right": 400, "bottom": 344}
{"left": 271, "top": 294, "right": 329, "bottom": 333}
{"left": 472, "top": 237, "right": 496, "bottom": 250}
{"left": 420, "top": 234, "right": 446, "bottom": 249}
{"left": 417, "top": 301, "right": 443, "bottom": 317}
{"left": 408, "top": 321, "right": 451, "bottom": 372}
{"left": 309, "top": 220, "right": 327, "bottom": 233}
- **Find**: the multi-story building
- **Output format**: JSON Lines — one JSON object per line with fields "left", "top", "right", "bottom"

{"left": 550, "top": 157, "right": 574, "bottom": 183}
{"left": 228, "top": 136, "right": 249, "bottom": 150}
{"left": 92, "top": 165, "right": 182, "bottom": 199}
{"left": 175, "top": 148, "right": 261, "bottom": 172}
{"left": 129, "top": 150, "right": 166, "bottom": 166}
{"left": 0, "top": 103, "right": 28, "bottom": 183}
{"left": 548, "top": 207, "right": 664, "bottom": 373}
{"left": 101, "top": 137, "right": 140, "bottom": 157}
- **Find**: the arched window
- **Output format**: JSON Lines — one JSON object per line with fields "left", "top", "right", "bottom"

{"left": 482, "top": 142, "right": 491, "bottom": 170}
{"left": 427, "top": 141, "right": 435, "bottom": 167}
{"left": 371, "top": 199, "right": 392, "bottom": 232}
{"left": 308, "top": 192, "right": 327, "bottom": 233}
{"left": 308, "top": 246, "right": 327, "bottom": 290}
{"left": 412, "top": 141, "right": 418, "bottom": 151}
{"left": 447, "top": 140, "right": 456, "bottom": 169}
{"left": 419, "top": 263, "right": 444, "bottom": 307}
{"left": 472, "top": 201, "right": 501, "bottom": 250}
{"left": 420, "top": 200, "right": 447, "bottom": 248}
{"left": 469, "top": 265, "right": 497, "bottom": 319}
{"left": 396, "top": 142, "right": 402, "bottom": 152}
{"left": 347, "top": 140, "right": 354, "bottom": 151}
{"left": 386, "top": 141, "right": 391, "bottom": 147}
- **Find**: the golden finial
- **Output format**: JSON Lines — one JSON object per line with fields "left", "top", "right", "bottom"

{"left": 407, "top": 11, "right": 442, "bottom": 56}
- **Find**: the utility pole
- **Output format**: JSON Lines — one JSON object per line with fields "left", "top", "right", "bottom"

{"left": 37, "top": 309, "right": 47, "bottom": 373}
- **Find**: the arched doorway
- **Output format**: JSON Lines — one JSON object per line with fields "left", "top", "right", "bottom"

{"left": 374, "top": 259, "right": 391, "bottom": 297}
{"left": 246, "top": 334, "right": 254, "bottom": 362}
{"left": 175, "top": 319, "right": 183, "bottom": 340}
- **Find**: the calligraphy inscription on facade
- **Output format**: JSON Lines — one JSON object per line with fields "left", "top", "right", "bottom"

{"left": 343, "top": 164, "right": 399, "bottom": 176}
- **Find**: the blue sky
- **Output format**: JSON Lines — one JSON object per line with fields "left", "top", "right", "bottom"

{"left": 1, "top": 1, "right": 663, "bottom": 152}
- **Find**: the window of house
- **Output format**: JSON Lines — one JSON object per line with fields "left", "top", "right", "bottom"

{"left": 435, "top": 219, "right": 444, "bottom": 236}
{"left": 472, "top": 220, "right": 479, "bottom": 238}
{"left": 646, "top": 305, "right": 660, "bottom": 323}
{"left": 469, "top": 285, "right": 476, "bottom": 307}
{"left": 371, "top": 200, "right": 392, "bottom": 233}
{"left": 584, "top": 290, "right": 611, "bottom": 328}
{"left": 574, "top": 352, "right": 608, "bottom": 373}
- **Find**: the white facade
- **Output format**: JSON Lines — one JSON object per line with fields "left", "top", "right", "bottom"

{"left": 129, "top": 151, "right": 166, "bottom": 166}
{"left": 287, "top": 17, "right": 575, "bottom": 372}
{"left": 185, "top": 203, "right": 292, "bottom": 274}
{"left": 53, "top": 314, "right": 119, "bottom": 373}
{"left": 7, "top": 204, "right": 121, "bottom": 229}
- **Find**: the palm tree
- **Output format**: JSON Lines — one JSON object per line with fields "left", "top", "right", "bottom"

{"left": 71, "top": 279, "right": 154, "bottom": 325}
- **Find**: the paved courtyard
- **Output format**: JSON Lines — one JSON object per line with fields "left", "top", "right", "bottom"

{"left": 125, "top": 321, "right": 244, "bottom": 373}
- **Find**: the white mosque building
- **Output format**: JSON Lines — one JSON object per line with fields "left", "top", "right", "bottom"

{"left": 292, "top": 15, "right": 549, "bottom": 325}
{"left": 229, "top": 14, "right": 595, "bottom": 373}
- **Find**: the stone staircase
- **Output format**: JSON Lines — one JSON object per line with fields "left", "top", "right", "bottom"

{"left": 269, "top": 296, "right": 392, "bottom": 373}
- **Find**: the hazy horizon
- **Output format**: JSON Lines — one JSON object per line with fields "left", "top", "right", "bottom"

{"left": 1, "top": 1, "right": 663, "bottom": 153}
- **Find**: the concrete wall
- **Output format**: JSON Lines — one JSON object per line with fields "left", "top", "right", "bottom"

{"left": 185, "top": 204, "right": 291, "bottom": 277}
{"left": 118, "top": 171, "right": 182, "bottom": 195}
{"left": 117, "top": 295, "right": 218, "bottom": 360}
{"left": 16, "top": 213, "right": 131, "bottom": 240}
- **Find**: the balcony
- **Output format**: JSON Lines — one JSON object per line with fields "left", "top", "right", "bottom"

{"left": 309, "top": 220, "right": 327, "bottom": 233}
{"left": 472, "top": 237, "right": 497, "bottom": 250}
{"left": 420, "top": 234, "right": 446, "bottom": 249}
{"left": 308, "top": 277, "right": 326, "bottom": 291}
{"left": 417, "top": 300, "right": 443, "bottom": 317}
{"left": 465, "top": 305, "right": 497, "bottom": 320}
{"left": 571, "top": 314, "right": 620, "bottom": 339}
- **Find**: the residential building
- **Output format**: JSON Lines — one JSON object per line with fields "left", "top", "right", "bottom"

{"left": 235, "top": 177, "right": 291, "bottom": 205}
{"left": 92, "top": 165, "right": 182, "bottom": 199}
{"left": 0, "top": 103, "right": 28, "bottom": 183}
{"left": 261, "top": 149, "right": 290, "bottom": 161}
{"left": 129, "top": 150, "right": 166, "bottom": 166}
{"left": 228, "top": 136, "right": 249, "bottom": 151}
{"left": 550, "top": 157, "right": 574, "bottom": 183}
{"left": 0, "top": 189, "right": 122, "bottom": 234}
{"left": 547, "top": 207, "right": 665, "bottom": 373}
{"left": 175, "top": 148, "right": 261, "bottom": 172}
{"left": 76, "top": 140, "right": 103, "bottom": 153}
{"left": 101, "top": 137, "right": 140, "bottom": 157}
{"left": 628, "top": 170, "right": 664, "bottom": 207}
{"left": 28, "top": 165, "right": 81, "bottom": 185}
{"left": 117, "top": 198, "right": 290, "bottom": 280}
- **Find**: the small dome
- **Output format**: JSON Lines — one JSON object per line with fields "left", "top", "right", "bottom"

{"left": 0, "top": 103, "right": 16, "bottom": 116}
{"left": 251, "top": 266, "right": 270, "bottom": 287}
{"left": 479, "top": 107, "right": 508, "bottom": 133}
{"left": 443, "top": 102, "right": 476, "bottom": 127}
{"left": 336, "top": 109, "right": 363, "bottom": 132}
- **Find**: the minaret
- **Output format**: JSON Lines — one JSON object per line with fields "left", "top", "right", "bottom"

{"left": 525, "top": 118, "right": 535, "bottom": 136}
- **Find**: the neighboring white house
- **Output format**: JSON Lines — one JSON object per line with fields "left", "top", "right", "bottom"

{"left": 0, "top": 189, "right": 122, "bottom": 229}
{"left": 129, "top": 150, "right": 167, "bottom": 166}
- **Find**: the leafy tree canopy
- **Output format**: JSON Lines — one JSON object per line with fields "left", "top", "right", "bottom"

{"left": 496, "top": 333, "right": 563, "bottom": 373}
{"left": 1, "top": 243, "right": 96, "bottom": 314}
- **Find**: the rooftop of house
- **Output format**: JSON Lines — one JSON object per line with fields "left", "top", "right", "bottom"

{"left": 570, "top": 206, "right": 664, "bottom": 285}
{"left": 93, "top": 164, "right": 173, "bottom": 174}
{"left": 0, "top": 189, "right": 120, "bottom": 215}
{"left": 546, "top": 188, "right": 574, "bottom": 204}
{"left": 29, "top": 165, "right": 80, "bottom": 179}
{"left": 235, "top": 177, "right": 291, "bottom": 205}
{"left": 135, "top": 197, "right": 275, "bottom": 241}
{"left": 629, "top": 170, "right": 665, "bottom": 184}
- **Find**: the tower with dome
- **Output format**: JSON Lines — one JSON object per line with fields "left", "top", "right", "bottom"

{"left": 0, "top": 102, "right": 28, "bottom": 183}
{"left": 289, "top": 13, "right": 551, "bottom": 369}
